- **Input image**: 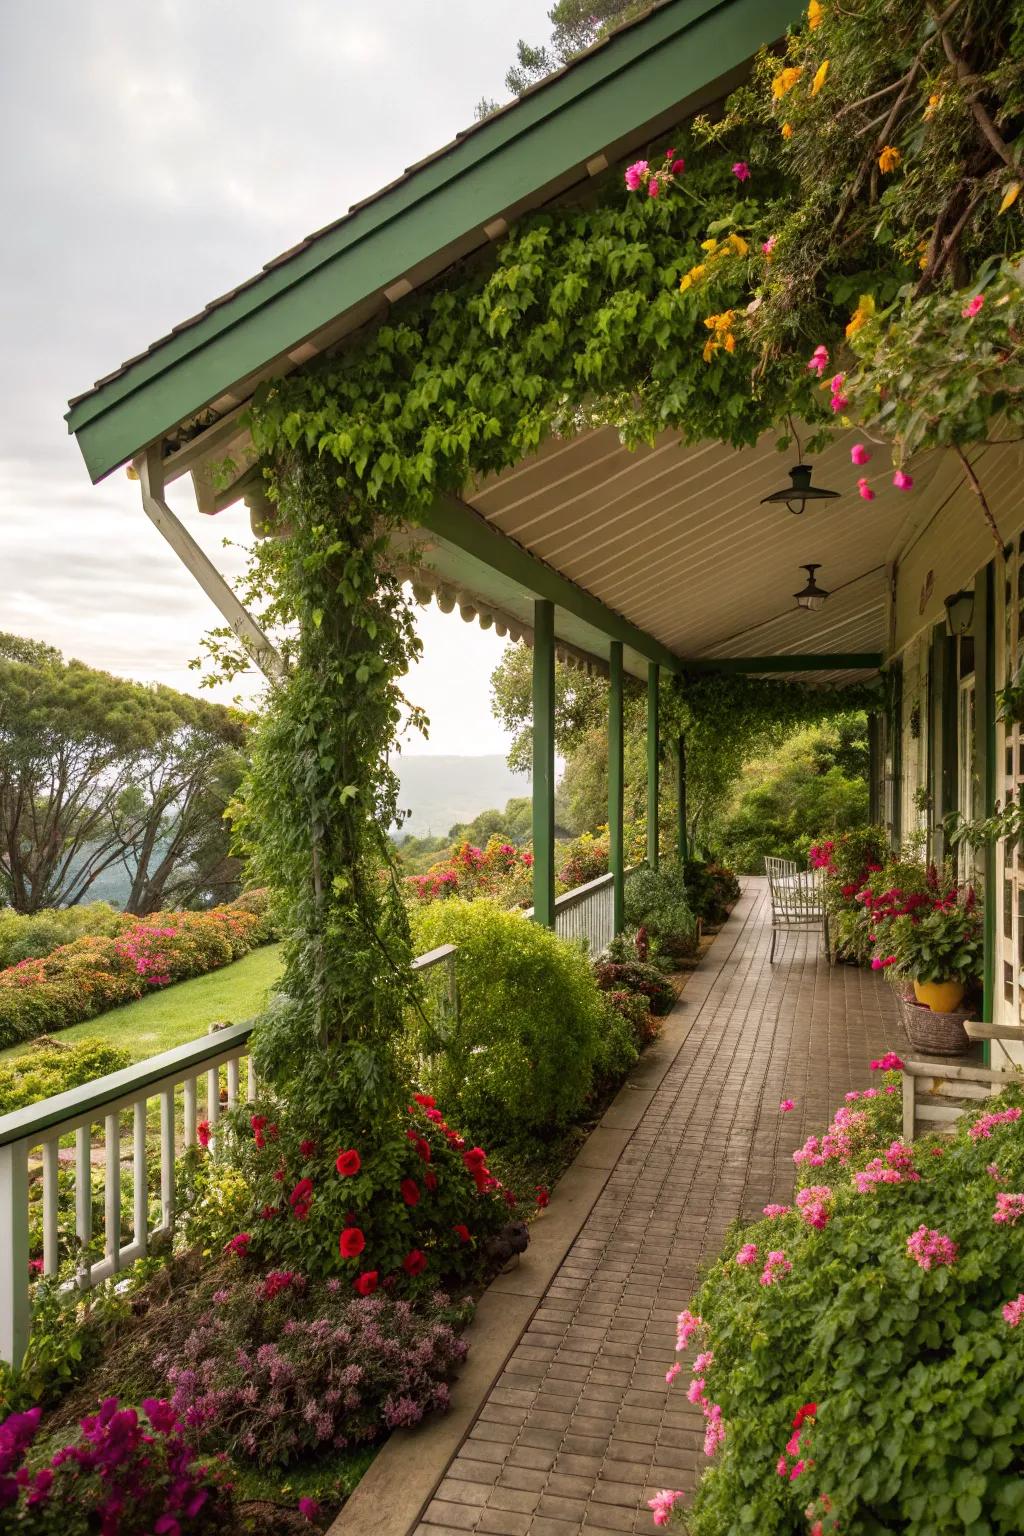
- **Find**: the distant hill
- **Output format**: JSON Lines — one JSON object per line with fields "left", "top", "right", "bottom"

{"left": 390, "top": 755, "right": 530, "bottom": 840}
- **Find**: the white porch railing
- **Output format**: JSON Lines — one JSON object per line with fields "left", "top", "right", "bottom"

{"left": 524, "top": 868, "right": 629, "bottom": 958}
{"left": 0, "top": 944, "right": 457, "bottom": 1369}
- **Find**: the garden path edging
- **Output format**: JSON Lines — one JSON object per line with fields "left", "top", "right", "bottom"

{"left": 327, "top": 891, "right": 753, "bottom": 1536}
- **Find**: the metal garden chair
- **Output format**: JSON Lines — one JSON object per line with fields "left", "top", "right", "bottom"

{"left": 764, "top": 859, "right": 830, "bottom": 963}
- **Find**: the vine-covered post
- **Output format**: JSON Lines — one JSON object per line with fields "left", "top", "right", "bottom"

{"left": 532, "top": 599, "right": 556, "bottom": 927}
{"left": 647, "top": 663, "right": 660, "bottom": 869}
{"left": 867, "top": 711, "right": 880, "bottom": 827}
{"left": 676, "top": 732, "right": 688, "bottom": 863}
{"left": 973, "top": 560, "right": 997, "bottom": 1044}
{"left": 608, "top": 642, "right": 625, "bottom": 934}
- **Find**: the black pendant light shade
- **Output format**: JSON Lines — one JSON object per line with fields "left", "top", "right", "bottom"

{"left": 762, "top": 464, "right": 840, "bottom": 516}
{"left": 794, "top": 564, "right": 830, "bottom": 612}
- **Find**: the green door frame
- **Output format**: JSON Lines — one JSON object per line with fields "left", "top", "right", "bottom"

{"left": 647, "top": 663, "right": 660, "bottom": 869}
{"left": 609, "top": 642, "right": 626, "bottom": 934}
{"left": 532, "top": 599, "right": 556, "bottom": 927}
{"left": 973, "top": 560, "right": 997, "bottom": 1035}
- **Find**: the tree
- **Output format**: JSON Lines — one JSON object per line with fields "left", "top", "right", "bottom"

{"left": 0, "top": 632, "right": 248, "bottom": 912}
{"left": 502, "top": 2, "right": 644, "bottom": 97}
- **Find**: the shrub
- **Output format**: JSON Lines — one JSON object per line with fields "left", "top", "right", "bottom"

{"left": 683, "top": 858, "right": 740, "bottom": 924}
{"left": 0, "top": 905, "right": 263, "bottom": 1049}
{"left": 624, "top": 861, "right": 698, "bottom": 963}
{"left": 220, "top": 1089, "right": 515, "bottom": 1289}
{"left": 558, "top": 832, "right": 609, "bottom": 891}
{"left": 160, "top": 1277, "right": 472, "bottom": 1467}
{"left": 0, "top": 1036, "right": 130, "bottom": 1116}
{"left": 670, "top": 1073, "right": 1024, "bottom": 1536}
{"left": 603, "top": 988, "right": 659, "bottom": 1049}
{"left": 405, "top": 837, "right": 534, "bottom": 906}
{"left": 0, "top": 902, "right": 124, "bottom": 969}
{"left": 409, "top": 899, "right": 606, "bottom": 1138}
{"left": 0, "top": 1397, "right": 234, "bottom": 1532}
{"left": 225, "top": 886, "right": 278, "bottom": 943}
{"left": 592, "top": 1000, "right": 639, "bottom": 1090}
{"left": 593, "top": 959, "right": 676, "bottom": 1017}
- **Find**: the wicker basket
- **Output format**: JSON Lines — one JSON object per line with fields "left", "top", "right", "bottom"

{"left": 897, "top": 996, "right": 973, "bottom": 1056}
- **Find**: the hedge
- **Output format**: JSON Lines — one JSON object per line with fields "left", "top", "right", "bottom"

{"left": 0, "top": 891, "right": 275, "bottom": 1049}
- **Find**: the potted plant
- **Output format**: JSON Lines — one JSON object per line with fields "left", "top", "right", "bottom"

{"left": 887, "top": 897, "right": 983, "bottom": 1014}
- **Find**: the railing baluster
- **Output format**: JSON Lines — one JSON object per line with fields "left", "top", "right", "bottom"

{"left": 183, "top": 1076, "right": 197, "bottom": 1147}
{"left": 247, "top": 1054, "right": 256, "bottom": 1103}
{"left": 41, "top": 1138, "right": 59, "bottom": 1277}
{"left": 227, "top": 1056, "right": 239, "bottom": 1108}
{"left": 76, "top": 1124, "right": 92, "bottom": 1286}
{"left": 160, "top": 1090, "right": 175, "bottom": 1231}
{"left": 133, "top": 1100, "right": 148, "bottom": 1257}
{"left": 207, "top": 1068, "right": 220, "bottom": 1155}
{"left": 0, "top": 1139, "right": 30, "bottom": 1367}
{"left": 105, "top": 1112, "right": 121, "bottom": 1271}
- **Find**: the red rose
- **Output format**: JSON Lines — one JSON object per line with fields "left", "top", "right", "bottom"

{"left": 335, "top": 1148, "right": 362, "bottom": 1177}
{"left": 413, "top": 1094, "right": 436, "bottom": 1108}
{"left": 416, "top": 1139, "right": 431, "bottom": 1163}
{"left": 463, "top": 1147, "right": 487, "bottom": 1171}
{"left": 339, "top": 1227, "right": 366, "bottom": 1259}
{"left": 354, "top": 1270, "right": 379, "bottom": 1296}
{"left": 300, "top": 1139, "right": 317, "bottom": 1159}
{"left": 196, "top": 1120, "right": 211, "bottom": 1149}
{"left": 425, "top": 1171, "right": 438, "bottom": 1193}
{"left": 792, "top": 1403, "right": 817, "bottom": 1429}
{"left": 289, "top": 1178, "right": 313, "bottom": 1220}
{"left": 453, "top": 1224, "right": 471, "bottom": 1244}
{"left": 535, "top": 1186, "right": 550, "bottom": 1209}
{"left": 402, "top": 1249, "right": 427, "bottom": 1276}
{"left": 401, "top": 1178, "right": 421, "bottom": 1207}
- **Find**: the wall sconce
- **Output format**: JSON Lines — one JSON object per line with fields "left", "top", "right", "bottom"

{"left": 761, "top": 464, "right": 840, "bottom": 516}
{"left": 794, "top": 564, "right": 830, "bottom": 612}
{"left": 944, "top": 589, "right": 975, "bottom": 636}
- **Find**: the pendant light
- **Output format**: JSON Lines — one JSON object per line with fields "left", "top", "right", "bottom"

{"left": 794, "top": 564, "right": 830, "bottom": 612}
{"left": 761, "top": 464, "right": 841, "bottom": 516}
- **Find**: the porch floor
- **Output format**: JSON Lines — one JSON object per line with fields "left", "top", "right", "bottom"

{"left": 414, "top": 877, "right": 911, "bottom": 1536}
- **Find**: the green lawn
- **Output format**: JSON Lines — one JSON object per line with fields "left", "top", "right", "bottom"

{"left": 0, "top": 943, "right": 284, "bottom": 1066}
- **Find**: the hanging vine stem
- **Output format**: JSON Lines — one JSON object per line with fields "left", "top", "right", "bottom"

{"left": 955, "top": 443, "right": 1004, "bottom": 550}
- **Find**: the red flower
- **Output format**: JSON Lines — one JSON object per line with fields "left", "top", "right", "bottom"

{"left": 251, "top": 1114, "right": 267, "bottom": 1150}
{"left": 416, "top": 1139, "right": 431, "bottom": 1164}
{"left": 196, "top": 1120, "right": 211, "bottom": 1149}
{"left": 425, "top": 1171, "right": 438, "bottom": 1193}
{"left": 792, "top": 1402, "right": 817, "bottom": 1429}
{"left": 354, "top": 1270, "right": 379, "bottom": 1296}
{"left": 289, "top": 1178, "right": 314, "bottom": 1220}
{"left": 535, "top": 1186, "right": 550, "bottom": 1209}
{"left": 300, "top": 1139, "right": 317, "bottom": 1159}
{"left": 504, "top": 1190, "right": 518, "bottom": 1207}
{"left": 339, "top": 1227, "right": 366, "bottom": 1259}
{"left": 263, "top": 1270, "right": 294, "bottom": 1300}
{"left": 259, "top": 1204, "right": 279, "bottom": 1220}
{"left": 413, "top": 1093, "right": 436, "bottom": 1108}
{"left": 273, "top": 1168, "right": 285, "bottom": 1183}
{"left": 401, "top": 1178, "right": 421, "bottom": 1207}
{"left": 335, "top": 1148, "right": 362, "bottom": 1177}
{"left": 225, "top": 1232, "right": 251, "bottom": 1257}
{"left": 463, "top": 1147, "right": 487, "bottom": 1171}
{"left": 402, "top": 1249, "right": 428, "bottom": 1276}
{"left": 28, "top": 1257, "right": 43, "bottom": 1275}
{"left": 453, "top": 1224, "right": 471, "bottom": 1244}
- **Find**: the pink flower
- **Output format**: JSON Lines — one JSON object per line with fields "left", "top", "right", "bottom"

{"left": 694, "top": 1350, "right": 715, "bottom": 1373}
{"left": 735, "top": 1242, "right": 759, "bottom": 1267}
{"left": 648, "top": 178, "right": 661, "bottom": 198}
{"left": 676, "top": 1308, "right": 703, "bottom": 1350}
{"left": 780, "top": 1099, "right": 795, "bottom": 1112}
{"left": 870, "top": 953, "right": 896, "bottom": 968}
{"left": 845, "top": 1091, "right": 861, "bottom": 1102}
{"left": 962, "top": 294, "right": 984, "bottom": 318}
{"left": 892, "top": 470, "right": 914, "bottom": 491}
{"left": 196, "top": 1120, "right": 211, "bottom": 1149}
{"left": 665, "top": 1362, "right": 682, "bottom": 1385}
{"left": 648, "top": 1490, "right": 685, "bottom": 1526}
{"left": 850, "top": 443, "right": 871, "bottom": 465}
{"left": 732, "top": 161, "right": 751, "bottom": 181}
{"left": 760, "top": 1249, "right": 792, "bottom": 1285}
{"left": 671, "top": 158, "right": 686, "bottom": 174}
{"left": 761, "top": 236, "right": 776, "bottom": 254}
{"left": 806, "top": 345, "right": 829, "bottom": 376}
{"left": 762, "top": 1203, "right": 791, "bottom": 1218}
{"left": 856, "top": 476, "right": 876, "bottom": 502}
{"left": 298, "top": 1497, "right": 320, "bottom": 1523}
{"left": 687, "top": 1377, "right": 706, "bottom": 1404}
{"left": 224, "top": 1232, "right": 251, "bottom": 1257}
{"left": 906, "top": 1225, "right": 958, "bottom": 1270}
{"left": 624, "top": 159, "right": 648, "bottom": 191}
{"left": 993, "top": 1192, "right": 1024, "bottom": 1225}
{"left": 1002, "top": 1294, "right": 1024, "bottom": 1327}
{"left": 969, "top": 1107, "right": 1022, "bottom": 1140}
{"left": 987, "top": 1164, "right": 1001, "bottom": 1180}
{"left": 703, "top": 1403, "right": 725, "bottom": 1456}
{"left": 871, "top": 1052, "right": 905, "bottom": 1071}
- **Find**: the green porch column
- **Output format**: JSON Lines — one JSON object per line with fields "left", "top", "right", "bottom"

{"left": 974, "top": 561, "right": 996, "bottom": 1032}
{"left": 890, "top": 661, "right": 903, "bottom": 847}
{"left": 867, "top": 711, "right": 880, "bottom": 826}
{"left": 928, "top": 622, "right": 958, "bottom": 858}
{"left": 532, "top": 599, "right": 556, "bottom": 927}
{"left": 647, "top": 662, "right": 660, "bottom": 869}
{"left": 608, "top": 642, "right": 625, "bottom": 934}
{"left": 676, "top": 733, "right": 688, "bottom": 862}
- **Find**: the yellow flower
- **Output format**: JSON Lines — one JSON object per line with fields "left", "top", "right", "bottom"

{"left": 845, "top": 293, "right": 876, "bottom": 339}
{"left": 923, "top": 92, "right": 941, "bottom": 120}
{"left": 917, "top": 238, "right": 929, "bottom": 270}
{"left": 811, "top": 59, "right": 829, "bottom": 97}
{"left": 772, "top": 66, "right": 803, "bottom": 100}
{"left": 727, "top": 233, "right": 750, "bottom": 257}
{"left": 807, "top": 0, "right": 824, "bottom": 28}
{"left": 878, "top": 145, "right": 902, "bottom": 174}
{"left": 700, "top": 237, "right": 719, "bottom": 253}
{"left": 702, "top": 309, "right": 736, "bottom": 361}
{"left": 999, "top": 180, "right": 1021, "bottom": 215}
{"left": 781, "top": 121, "right": 794, "bottom": 140}
{"left": 679, "top": 263, "right": 706, "bottom": 292}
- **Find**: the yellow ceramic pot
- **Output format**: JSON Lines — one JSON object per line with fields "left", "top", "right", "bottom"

{"left": 914, "top": 978, "right": 966, "bottom": 1013}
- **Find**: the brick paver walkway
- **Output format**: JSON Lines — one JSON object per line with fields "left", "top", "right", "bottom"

{"left": 414, "top": 879, "right": 911, "bottom": 1536}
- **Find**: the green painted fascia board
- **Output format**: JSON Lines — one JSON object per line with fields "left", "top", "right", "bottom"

{"left": 423, "top": 494, "right": 683, "bottom": 669}
{"left": 683, "top": 653, "right": 883, "bottom": 673}
{"left": 67, "top": 0, "right": 801, "bottom": 482}
{"left": 0, "top": 1020, "right": 254, "bottom": 1148}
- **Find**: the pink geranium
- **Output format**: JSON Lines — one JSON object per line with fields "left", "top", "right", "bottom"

{"left": 906, "top": 1225, "right": 957, "bottom": 1270}
{"left": 648, "top": 1490, "right": 685, "bottom": 1526}
{"left": 732, "top": 160, "right": 751, "bottom": 181}
{"left": 892, "top": 469, "right": 914, "bottom": 490}
{"left": 962, "top": 294, "right": 984, "bottom": 318}
{"left": 1003, "top": 1294, "right": 1024, "bottom": 1327}
{"left": 871, "top": 1052, "right": 905, "bottom": 1071}
{"left": 850, "top": 443, "right": 871, "bottom": 465}
{"left": 806, "top": 344, "right": 829, "bottom": 376}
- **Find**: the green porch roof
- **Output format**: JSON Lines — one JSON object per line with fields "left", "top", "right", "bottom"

{"left": 65, "top": 0, "right": 800, "bottom": 484}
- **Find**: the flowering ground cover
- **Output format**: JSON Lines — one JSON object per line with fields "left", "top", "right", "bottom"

{"left": 655, "top": 1065, "right": 1024, "bottom": 1533}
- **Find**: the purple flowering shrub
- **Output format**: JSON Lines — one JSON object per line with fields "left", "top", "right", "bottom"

{"left": 159, "top": 1274, "right": 471, "bottom": 1468}
{"left": 0, "top": 1397, "right": 233, "bottom": 1533}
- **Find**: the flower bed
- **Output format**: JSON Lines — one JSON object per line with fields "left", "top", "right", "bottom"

{"left": 657, "top": 1065, "right": 1024, "bottom": 1533}
{"left": 0, "top": 891, "right": 275, "bottom": 1049}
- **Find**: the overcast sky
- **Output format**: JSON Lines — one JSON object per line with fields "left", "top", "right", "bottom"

{"left": 0, "top": 0, "right": 555, "bottom": 755}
